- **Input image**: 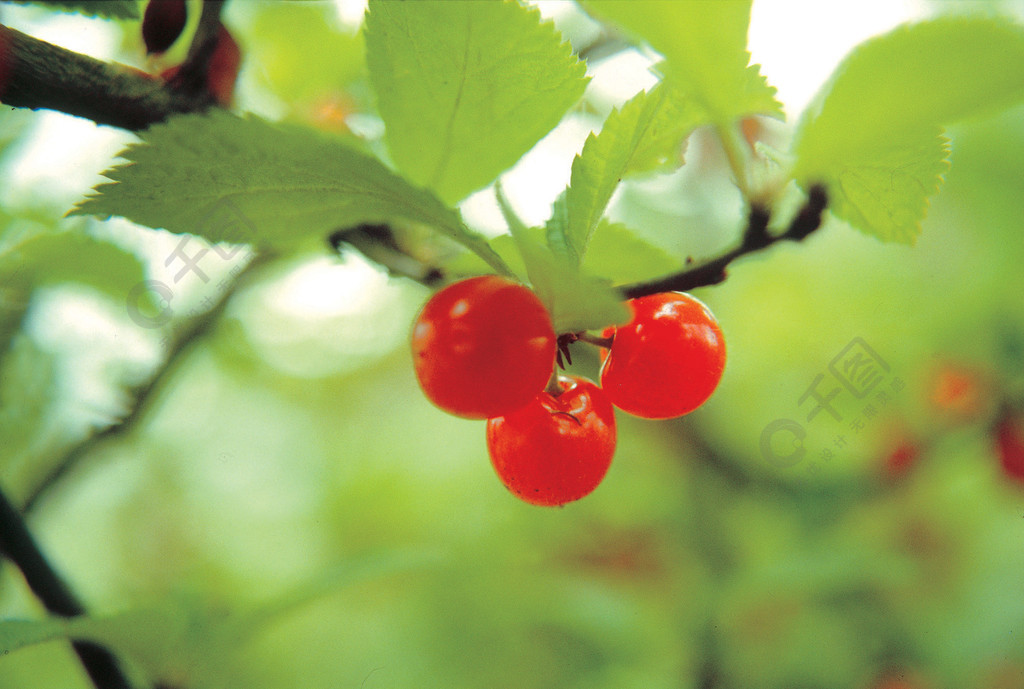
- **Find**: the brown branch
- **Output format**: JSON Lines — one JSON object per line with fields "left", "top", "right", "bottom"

{"left": 0, "top": 1, "right": 229, "bottom": 130}
{"left": 619, "top": 185, "right": 829, "bottom": 300}
{"left": 0, "top": 23, "right": 213, "bottom": 130}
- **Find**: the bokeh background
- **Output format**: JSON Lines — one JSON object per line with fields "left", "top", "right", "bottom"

{"left": 2, "top": 1, "right": 1024, "bottom": 688}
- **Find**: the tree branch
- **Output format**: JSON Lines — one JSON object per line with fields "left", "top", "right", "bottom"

{"left": 0, "top": 488, "right": 131, "bottom": 689}
{"left": 0, "top": 23, "right": 212, "bottom": 130}
{"left": 22, "top": 250, "right": 272, "bottom": 513}
{"left": 619, "top": 185, "right": 829, "bottom": 300}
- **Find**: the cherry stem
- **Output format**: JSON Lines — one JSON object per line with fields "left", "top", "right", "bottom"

{"left": 574, "top": 332, "right": 614, "bottom": 349}
{"left": 544, "top": 368, "right": 564, "bottom": 397}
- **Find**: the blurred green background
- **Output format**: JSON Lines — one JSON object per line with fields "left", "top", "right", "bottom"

{"left": 1, "top": 2, "right": 1024, "bottom": 688}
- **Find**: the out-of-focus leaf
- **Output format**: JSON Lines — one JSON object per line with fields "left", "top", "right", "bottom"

{"left": 793, "top": 17, "right": 1024, "bottom": 243}
{"left": 582, "top": 221, "right": 680, "bottom": 286}
{"left": 584, "top": 0, "right": 781, "bottom": 124}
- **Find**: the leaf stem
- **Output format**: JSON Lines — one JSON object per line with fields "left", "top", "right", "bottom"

{"left": 715, "top": 121, "right": 753, "bottom": 199}
{"left": 0, "top": 488, "right": 131, "bottom": 688}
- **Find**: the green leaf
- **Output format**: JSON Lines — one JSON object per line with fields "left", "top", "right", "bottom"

{"left": 582, "top": 221, "right": 681, "bottom": 286}
{"left": 793, "top": 17, "right": 1024, "bottom": 243}
{"left": 551, "top": 83, "right": 701, "bottom": 262}
{"left": 0, "top": 332, "right": 58, "bottom": 484}
{"left": 0, "top": 618, "right": 69, "bottom": 656}
{"left": 443, "top": 234, "right": 527, "bottom": 280}
{"left": 365, "top": 0, "right": 588, "bottom": 204}
{"left": 583, "top": 0, "right": 781, "bottom": 124}
{"left": 69, "top": 111, "right": 511, "bottom": 275}
{"left": 827, "top": 131, "right": 950, "bottom": 245}
{"left": 0, "top": 230, "right": 148, "bottom": 298}
{"left": 512, "top": 229, "right": 628, "bottom": 334}
{"left": 5, "top": 0, "right": 139, "bottom": 19}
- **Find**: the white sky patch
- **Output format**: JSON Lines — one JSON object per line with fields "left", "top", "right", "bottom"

{"left": 749, "top": 0, "right": 926, "bottom": 118}
{"left": 1, "top": 113, "right": 133, "bottom": 210}
{"left": 266, "top": 254, "right": 390, "bottom": 320}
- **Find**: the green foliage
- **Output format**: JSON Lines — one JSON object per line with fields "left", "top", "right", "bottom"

{"left": 0, "top": 333, "right": 57, "bottom": 489}
{"left": 550, "top": 83, "right": 701, "bottom": 264}
{"left": 583, "top": 0, "right": 781, "bottom": 124}
{"left": 365, "top": 0, "right": 588, "bottom": 205}
{"left": 582, "top": 221, "right": 680, "bottom": 286}
{"left": 793, "top": 17, "right": 1024, "bottom": 243}
{"left": 246, "top": 3, "right": 364, "bottom": 108}
{"left": 69, "top": 111, "right": 511, "bottom": 275}
{"left": 495, "top": 185, "right": 628, "bottom": 333}
{"left": 7, "top": 5, "right": 1024, "bottom": 689}
{"left": 0, "top": 618, "right": 68, "bottom": 656}
{"left": 3, "top": 0, "right": 138, "bottom": 20}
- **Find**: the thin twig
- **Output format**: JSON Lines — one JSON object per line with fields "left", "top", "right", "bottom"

{"left": 619, "top": 185, "right": 828, "bottom": 300}
{"left": 22, "top": 251, "right": 272, "bottom": 513}
{"left": 0, "top": 488, "right": 131, "bottom": 689}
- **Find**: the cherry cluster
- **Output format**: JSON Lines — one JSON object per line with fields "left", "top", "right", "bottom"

{"left": 410, "top": 275, "right": 726, "bottom": 507}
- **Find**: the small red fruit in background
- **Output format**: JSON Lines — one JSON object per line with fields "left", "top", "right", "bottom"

{"left": 994, "top": 408, "right": 1024, "bottom": 483}
{"left": 142, "top": 0, "right": 188, "bottom": 55}
{"left": 600, "top": 292, "right": 726, "bottom": 419}
{"left": 883, "top": 439, "right": 920, "bottom": 479}
{"left": 411, "top": 275, "right": 556, "bottom": 419}
{"left": 928, "top": 362, "right": 987, "bottom": 421}
{"left": 487, "top": 375, "right": 616, "bottom": 506}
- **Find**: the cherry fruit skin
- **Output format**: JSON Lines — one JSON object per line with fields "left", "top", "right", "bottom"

{"left": 411, "top": 275, "right": 556, "bottom": 419}
{"left": 600, "top": 292, "right": 726, "bottom": 419}
{"left": 487, "top": 375, "right": 616, "bottom": 506}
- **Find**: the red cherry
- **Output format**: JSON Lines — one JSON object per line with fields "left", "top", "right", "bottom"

{"left": 995, "top": 410, "right": 1024, "bottom": 483}
{"left": 882, "top": 439, "right": 920, "bottom": 479}
{"left": 142, "top": 0, "right": 188, "bottom": 55}
{"left": 487, "top": 375, "right": 616, "bottom": 506}
{"left": 600, "top": 292, "right": 726, "bottom": 419}
{"left": 411, "top": 275, "right": 556, "bottom": 419}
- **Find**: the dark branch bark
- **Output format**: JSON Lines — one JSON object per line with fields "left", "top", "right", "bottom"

{"left": 0, "top": 23, "right": 214, "bottom": 130}
{"left": 0, "top": 488, "right": 131, "bottom": 689}
{"left": 618, "top": 185, "right": 829, "bottom": 300}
